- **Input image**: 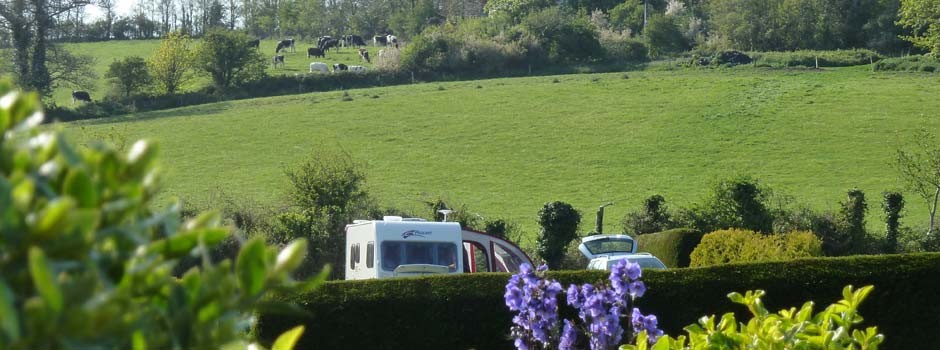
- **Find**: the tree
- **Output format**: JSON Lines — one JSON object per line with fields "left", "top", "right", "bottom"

{"left": 536, "top": 201, "right": 582, "bottom": 270}
{"left": 0, "top": 0, "right": 92, "bottom": 94}
{"left": 0, "top": 82, "right": 318, "bottom": 349}
{"left": 483, "top": 0, "right": 554, "bottom": 21}
{"left": 105, "top": 56, "right": 152, "bottom": 98}
{"left": 198, "top": 28, "right": 266, "bottom": 88}
{"left": 46, "top": 44, "right": 97, "bottom": 92}
{"left": 898, "top": 0, "right": 940, "bottom": 55}
{"left": 837, "top": 188, "right": 868, "bottom": 253}
{"left": 149, "top": 31, "right": 197, "bottom": 94}
{"left": 896, "top": 127, "right": 940, "bottom": 235}
{"left": 97, "top": 0, "right": 115, "bottom": 39}
{"left": 645, "top": 14, "right": 688, "bottom": 57}
{"left": 883, "top": 191, "right": 905, "bottom": 253}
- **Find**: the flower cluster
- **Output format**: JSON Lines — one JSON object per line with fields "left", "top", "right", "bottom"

{"left": 505, "top": 260, "right": 663, "bottom": 350}
{"left": 504, "top": 263, "right": 564, "bottom": 350}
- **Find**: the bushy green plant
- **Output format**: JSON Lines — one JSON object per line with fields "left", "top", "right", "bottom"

{"left": 635, "top": 228, "right": 702, "bottom": 268}
{"left": 874, "top": 55, "right": 940, "bottom": 72}
{"left": 622, "top": 285, "right": 883, "bottom": 350}
{"left": 622, "top": 194, "right": 677, "bottom": 235}
{"left": 645, "top": 15, "right": 690, "bottom": 57}
{"left": 104, "top": 55, "right": 152, "bottom": 98}
{"left": 537, "top": 201, "right": 582, "bottom": 269}
{"left": 689, "top": 229, "right": 822, "bottom": 267}
{"left": 677, "top": 176, "right": 774, "bottom": 234}
{"left": 198, "top": 28, "right": 268, "bottom": 88}
{"left": 0, "top": 83, "right": 319, "bottom": 349}
{"left": 600, "top": 33, "right": 649, "bottom": 62}
{"left": 521, "top": 7, "right": 604, "bottom": 63}
{"left": 750, "top": 49, "right": 881, "bottom": 68}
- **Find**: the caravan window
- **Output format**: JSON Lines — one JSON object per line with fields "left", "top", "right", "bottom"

{"left": 366, "top": 241, "right": 374, "bottom": 268}
{"left": 381, "top": 241, "right": 458, "bottom": 272}
{"left": 493, "top": 242, "right": 527, "bottom": 273}
{"left": 350, "top": 243, "right": 360, "bottom": 269}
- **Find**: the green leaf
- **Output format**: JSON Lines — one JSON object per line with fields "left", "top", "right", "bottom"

{"left": 148, "top": 228, "right": 229, "bottom": 258}
{"left": 0, "top": 178, "right": 11, "bottom": 215}
{"left": 236, "top": 238, "right": 268, "bottom": 297}
{"left": 33, "top": 197, "right": 76, "bottom": 239}
{"left": 63, "top": 169, "right": 98, "bottom": 208}
{"left": 0, "top": 279, "right": 20, "bottom": 341}
{"left": 272, "top": 325, "right": 305, "bottom": 350}
{"left": 56, "top": 135, "right": 82, "bottom": 167}
{"left": 275, "top": 239, "right": 307, "bottom": 274}
{"left": 132, "top": 330, "right": 147, "bottom": 350}
{"left": 29, "top": 247, "right": 63, "bottom": 313}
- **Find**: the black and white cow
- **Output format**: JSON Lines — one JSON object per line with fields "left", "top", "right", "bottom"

{"left": 343, "top": 35, "right": 367, "bottom": 47}
{"left": 307, "top": 47, "right": 325, "bottom": 58}
{"left": 320, "top": 38, "right": 340, "bottom": 52}
{"left": 248, "top": 38, "right": 260, "bottom": 50}
{"left": 71, "top": 90, "right": 91, "bottom": 104}
{"left": 317, "top": 36, "right": 333, "bottom": 49}
{"left": 276, "top": 38, "right": 295, "bottom": 53}
{"left": 333, "top": 63, "right": 348, "bottom": 72}
{"left": 373, "top": 35, "right": 388, "bottom": 46}
{"left": 272, "top": 55, "right": 285, "bottom": 68}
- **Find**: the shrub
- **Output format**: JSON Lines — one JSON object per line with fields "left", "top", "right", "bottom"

{"left": 521, "top": 7, "right": 604, "bottom": 63}
{"left": 537, "top": 201, "right": 582, "bottom": 270}
{"left": 750, "top": 49, "right": 881, "bottom": 68}
{"left": 0, "top": 83, "right": 318, "bottom": 349}
{"left": 689, "top": 229, "right": 822, "bottom": 267}
{"left": 835, "top": 188, "right": 869, "bottom": 255}
{"left": 149, "top": 31, "right": 197, "bottom": 94}
{"left": 676, "top": 176, "right": 774, "bottom": 234}
{"left": 874, "top": 55, "right": 940, "bottom": 72}
{"left": 256, "top": 253, "right": 940, "bottom": 349}
{"left": 645, "top": 15, "right": 690, "bottom": 57}
{"left": 636, "top": 228, "right": 702, "bottom": 268}
{"left": 622, "top": 194, "right": 677, "bottom": 235}
{"left": 198, "top": 28, "right": 267, "bottom": 88}
{"left": 105, "top": 55, "right": 152, "bottom": 98}
{"left": 599, "top": 29, "right": 649, "bottom": 62}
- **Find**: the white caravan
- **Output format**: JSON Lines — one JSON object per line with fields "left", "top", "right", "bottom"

{"left": 345, "top": 216, "right": 532, "bottom": 280}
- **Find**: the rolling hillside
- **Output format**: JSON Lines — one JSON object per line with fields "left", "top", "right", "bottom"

{"left": 63, "top": 66, "right": 940, "bottom": 242}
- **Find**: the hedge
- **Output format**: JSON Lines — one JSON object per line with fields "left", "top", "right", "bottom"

{"left": 873, "top": 55, "right": 940, "bottom": 73}
{"left": 749, "top": 49, "right": 881, "bottom": 68}
{"left": 635, "top": 228, "right": 702, "bottom": 268}
{"left": 256, "top": 253, "right": 940, "bottom": 349}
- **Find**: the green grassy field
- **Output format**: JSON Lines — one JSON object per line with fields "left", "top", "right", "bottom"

{"left": 50, "top": 39, "right": 380, "bottom": 106}
{"left": 62, "top": 66, "right": 940, "bottom": 242}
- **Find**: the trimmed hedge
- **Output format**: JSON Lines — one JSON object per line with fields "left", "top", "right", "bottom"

{"left": 635, "top": 228, "right": 702, "bottom": 268}
{"left": 257, "top": 253, "right": 940, "bottom": 349}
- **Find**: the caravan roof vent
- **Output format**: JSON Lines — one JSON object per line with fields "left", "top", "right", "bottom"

{"left": 383, "top": 216, "right": 403, "bottom": 222}
{"left": 353, "top": 220, "right": 370, "bottom": 224}
{"left": 401, "top": 218, "right": 428, "bottom": 222}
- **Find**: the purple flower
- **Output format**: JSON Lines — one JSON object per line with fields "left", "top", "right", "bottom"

{"left": 567, "top": 284, "right": 581, "bottom": 308}
{"left": 628, "top": 281, "right": 646, "bottom": 299}
{"left": 559, "top": 319, "right": 577, "bottom": 350}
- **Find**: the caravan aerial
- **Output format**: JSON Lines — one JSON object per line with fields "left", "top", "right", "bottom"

{"left": 344, "top": 216, "right": 532, "bottom": 280}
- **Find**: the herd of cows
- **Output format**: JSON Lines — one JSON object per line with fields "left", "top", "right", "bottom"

{"left": 267, "top": 34, "right": 400, "bottom": 74}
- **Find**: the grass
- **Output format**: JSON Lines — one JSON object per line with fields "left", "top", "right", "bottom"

{"left": 44, "top": 39, "right": 382, "bottom": 106}
{"left": 62, "top": 66, "right": 940, "bottom": 243}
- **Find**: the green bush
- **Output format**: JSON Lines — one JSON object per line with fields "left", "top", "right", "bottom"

{"left": 622, "top": 194, "right": 677, "bottom": 235}
{"left": 600, "top": 36, "right": 649, "bottom": 62}
{"left": 636, "top": 228, "right": 703, "bottom": 268}
{"left": 0, "top": 83, "right": 318, "bottom": 349}
{"left": 689, "top": 229, "right": 823, "bottom": 267}
{"left": 750, "top": 49, "right": 882, "bottom": 68}
{"left": 537, "top": 201, "right": 582, "bottom": 270}
{"left": 874, "top": 55, "right": 940, "bottom": 72}
{"left": 521, "top": 7, "right": 604, "bottom": 63}
{"left": 645, "top": 15, "right": 690, "bottom": 57}
{"left": 256, "top": 253, "right": 940, "bottom": 349}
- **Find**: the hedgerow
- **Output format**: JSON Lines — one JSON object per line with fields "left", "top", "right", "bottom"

{"left": 749, "top": 49, "right": 881, "bottom": 68}
{"left": 256, "top": 253, "right": 940, "bottom": 349}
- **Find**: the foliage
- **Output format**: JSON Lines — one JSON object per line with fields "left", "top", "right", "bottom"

{"left": 749, "top": 49, "right": 882, "bottom": 68}
{"left": 149, "top": 31, "right": 197, "bottom": 94}
{"left": 257, "top": 253, "right": 940, "bottom": 349}
{"left": 537, "top": 201, "right": 583, "bottom": 270}
{"left": 198, "top": 29, "right": 267, "bottom": 88}
{"left": 883, "top": 191, "right": 905, "bottom": 253}
{"left": 598, "top": 31, "right": 649, "bottom": 62}
{"left": 506, "top": 261, "right": 659, "bottom": 350}
{"left": 677, "top": 176, "right": 774, "bottom": 234}
{"left": 873, "top": 54, "right": 940, "bottom": 72}
{"left": 105, "top": 56, "right": 152, "bottom": 98}
{"left": 0, "top": 83, "right": 319, "bottom": 349}
{"left": 621, "top": 285, "right": 883, "bottom": 350}
{"left": 635, "top": 229, "right": 702, "bottom": 268}
{"left": 836, "top": 188, "right": 869, "bottom": 254}
{"left": 898, "top": 0, "right": 940, "bottom": 55}
{"left": 689, "top": 229, "right": 823, "bottom": 267}
{"left": 895, "top": 126, "right": 940, "bottom": 235}
{"left": 622, "top": 195, "right": 677, "bottom": 235}
{"left": 645, "top": 15, "right": 689, "bottom": 57}
{"left": 521, "top": 7, "right": 605, "bottom": 63}
{"left": 484, "top": 0, "right": 555, "bottom": 21}
{"left": 46, "top": 45, "right": 99, "bottom": 92}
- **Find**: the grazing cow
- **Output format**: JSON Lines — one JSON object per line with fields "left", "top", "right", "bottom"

{"left": 272, "top": 55, "right": 285, "bottom": 68}
{"left": 71, "top": 90, "right": 91, "bottom": 104}
{"left": 333, "top": 63, "right": 348, "bottom": 72}
{"left": 317, "top": 36, "right": 333, "bottom": 49}
{"left": 320, "top": 38, "right": 339, "bottom": 52}
{"left": 248, "top": 39, "right": 260, "bottom": 50}
{"left": 343, "top": 35, "right": 367, "bottom": 47}
{"left": 276, "top": 38, "right": 295, "bottom": 53}
{"left": 349, "top": 65, "right": 367, "bottom": 73}
{"left": 386, "top": 35, "right": 398, "bottom": 46}
{"left": 309, "top": 62, "right": 329, "bottom": 74}
{"left": 373, "top": 35, "right": 388, "bottom": 46}
{"left": 358, "top": 48, "right": 371, "bottom": 63}
{"left": 307, "top": 47, "right": 325, "bottom": 58}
